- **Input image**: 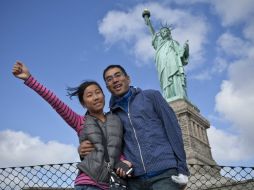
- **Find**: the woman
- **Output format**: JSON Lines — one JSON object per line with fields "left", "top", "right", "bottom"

{"left": 12, "top": 61, "right": 131, "bottom": 190}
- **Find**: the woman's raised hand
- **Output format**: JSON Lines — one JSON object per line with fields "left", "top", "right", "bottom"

{"left": 12, "top": 61, "right": 31, "bottom": 80}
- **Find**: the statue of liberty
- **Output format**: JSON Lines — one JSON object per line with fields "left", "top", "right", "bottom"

{"left": 142, "top": 9, "right": 189, "bottom": 102}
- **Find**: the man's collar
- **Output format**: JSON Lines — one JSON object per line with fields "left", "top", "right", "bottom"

{"left": 110, "top": 86, "right": 136, "bottom": 109}
{"left": 114, "top": 88, "right": 131, "bottom": 102}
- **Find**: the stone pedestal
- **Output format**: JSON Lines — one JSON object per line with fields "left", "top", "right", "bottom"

{"left": 169, "top": 99, "right": 217, "bottom": 166}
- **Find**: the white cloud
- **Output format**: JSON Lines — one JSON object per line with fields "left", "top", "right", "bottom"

{"left": 210, "top": 0, "right": 254, "bottom": 163}
{"left": 209, "top": 31, "right": 250, "bottom": 87}
{"left": 214, "top": 59, "right": 254, "bottom": 162}
{"left": 248, "top": 46, "right": 254, "bottom": 59}
{"left": 98, "top": 2, "right": 209, "bottom": 67}
{"left": 98, "top": 9, "right": 143, "bottom": 44}
{"left": 243, "top": 22, "right": 254, "bottom": 42}
{"left": 207, "top": 126, "right": 252, "bottom": 163}
{"left": 133, "top": 35, "right": 154, "bottom": 64}
{"left": 216, "top": 60, "right": 254, "bottom": 126}
{"left": 191, "top": 69, "right": 211, "bottom": 80}
{"left": 191, "top": 57, "right": 228, "bottom": 81}
{"left": 211, "top": 0, "right": 254, "bottom": 26}
{"left": 0, "top": 130, "right": 79, "bottom": 168}
{"left": 211, "top": 57, "right": 228, "bottom": 74}
{"left": 172, "top": 0, "right": 206, "bottom": 4}
{"left": 164, "top": 0, "right": 254, "bottom": 26}
{"left": 216, "top": 32, "right": 250, "bottom": 58}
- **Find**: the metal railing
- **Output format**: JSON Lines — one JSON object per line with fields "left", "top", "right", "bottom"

{"left": 0, "top": 163, "right": 253, "bottom": 190}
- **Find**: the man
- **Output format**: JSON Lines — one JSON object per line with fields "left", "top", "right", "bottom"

{"left": 79, "top": 65, "right": 189, "bottom": 190}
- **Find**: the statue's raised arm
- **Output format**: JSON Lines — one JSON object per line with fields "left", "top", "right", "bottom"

{"left": 142, "top": 9, "right": 155, "bottom": 36}
{"left": 142, "top": 9, "right": 189, "bottom": 102}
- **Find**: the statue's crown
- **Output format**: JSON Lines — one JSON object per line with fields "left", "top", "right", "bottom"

{"left": 160, "top": 22, "right": 174, "bottom": 31}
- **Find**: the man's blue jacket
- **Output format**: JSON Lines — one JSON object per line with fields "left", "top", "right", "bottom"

{"left": 109, "top": 87, "right": 189, "bottom": 176}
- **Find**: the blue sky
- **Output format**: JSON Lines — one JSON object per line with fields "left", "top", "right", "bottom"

{"left": 1, "top": 0, "right": 254, "bottom": 168}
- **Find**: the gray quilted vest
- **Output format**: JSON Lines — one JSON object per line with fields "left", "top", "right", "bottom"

{"left": 77, "top": 112, "right": 123, "bottom": 183}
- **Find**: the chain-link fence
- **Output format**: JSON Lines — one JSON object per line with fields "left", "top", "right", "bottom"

{"left": 0, "top": 163, "right": 253, "bottom": 190}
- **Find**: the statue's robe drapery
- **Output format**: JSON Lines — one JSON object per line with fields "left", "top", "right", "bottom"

{"left": 152, "top": 34, "right": 189, "bottom": 102}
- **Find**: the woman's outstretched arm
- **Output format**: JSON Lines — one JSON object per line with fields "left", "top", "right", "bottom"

{"left": 12, "top": 61, "right": 84, "bottom": 134}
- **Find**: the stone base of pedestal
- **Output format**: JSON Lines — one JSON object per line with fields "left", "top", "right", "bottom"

{"left": 169, "top": 99, "right": 217, "bottom": 166}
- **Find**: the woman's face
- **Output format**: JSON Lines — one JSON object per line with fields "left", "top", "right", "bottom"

{"left": 83, "top": 84, "right": 105, "bottom": 114}
{"left": 160, "top": 28, "right": 171, "bottom": 39}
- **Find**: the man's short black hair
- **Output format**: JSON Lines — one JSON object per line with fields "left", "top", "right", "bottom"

{"left": 103, "top": 65, "right": 128, "bottom": 81}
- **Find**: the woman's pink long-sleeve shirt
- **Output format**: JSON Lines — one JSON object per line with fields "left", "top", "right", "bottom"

{"left": 24, "top": 75, "right": 108, "bottom": 189}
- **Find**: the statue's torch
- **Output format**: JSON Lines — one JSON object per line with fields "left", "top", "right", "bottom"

{"left": 142, "top": 9, "right": 151, "bottom": 25}
{"left": 142, "top": 9, "right": 155, "bottom": 35}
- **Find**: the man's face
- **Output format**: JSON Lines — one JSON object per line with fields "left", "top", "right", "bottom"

{"left": 104, "top": 67, "right": 130, "bottom": 97}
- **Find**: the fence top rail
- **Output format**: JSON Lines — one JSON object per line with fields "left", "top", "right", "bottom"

{"left": 1, "top": 162, "right": 254, "bottom": 170}
{"left": 0, "top": 162, "right": 78, "bottom": 170}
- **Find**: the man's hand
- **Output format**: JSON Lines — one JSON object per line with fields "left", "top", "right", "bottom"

{"left": 116, "top": 160, "right": 132, "bottom": 178}
{"left": 171, "top": 173, "right": 188, "bottom": 185}
{"left": 78, "top": 140, "right": 94, "bottom": 158}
